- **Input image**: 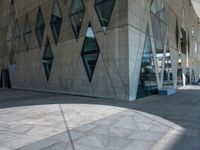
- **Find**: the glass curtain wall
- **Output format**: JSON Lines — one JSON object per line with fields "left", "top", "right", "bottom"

{"left": 137, "top": 26, "right": 158, "bottom": 99}
{"left": 163, "top": 45, "right": 174, "bottom": 87}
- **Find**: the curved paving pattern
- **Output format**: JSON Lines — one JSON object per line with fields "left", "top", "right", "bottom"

{"left": 0, "top": 87, "right": 200, "bottom": 150}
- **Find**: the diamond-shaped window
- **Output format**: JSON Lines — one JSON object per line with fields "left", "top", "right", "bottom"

{"left": 69, "top": 0, "right": 85, "bottom": 40}
{"left": 43, "top": 37, "right": 54, "bottom": 81}
{"left": 94, "top": 0, "right": 116, "bottom": 33}
{"left": 14, "top": 20, "right": 20, "bottom": 52}
{"left": 50, "top": 0, "right": 62, "bottom": 45}
{"left": 81, "top": 23, "right": 100, "bottom": 82}
{"left": 23, "top": 15, "right": 32, "bottom": 51}
{"left": 35, "top": 7, "right": 45, "bottom": 48}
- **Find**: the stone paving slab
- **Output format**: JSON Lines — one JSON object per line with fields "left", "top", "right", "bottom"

{"left": 0, "top": 87, "right": 200, "bottom": 150}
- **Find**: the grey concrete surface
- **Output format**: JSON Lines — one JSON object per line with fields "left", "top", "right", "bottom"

{"left": 1, "top": 0, "right": 200, "bottom": 101}
{"left": 0, "top": 87, "right": 200, "bottom": 150}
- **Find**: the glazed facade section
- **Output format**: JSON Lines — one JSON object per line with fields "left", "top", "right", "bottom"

{"left": 0, "top": 0, "right": 200, "bottom": 101}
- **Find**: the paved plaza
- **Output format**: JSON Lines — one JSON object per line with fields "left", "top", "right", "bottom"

{"left": 0, "top": 87, "right": 200, "bottom": 150}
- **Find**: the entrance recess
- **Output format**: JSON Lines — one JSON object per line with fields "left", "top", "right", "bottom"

{"left": 0, "top": 69, "right": 11, "bottom": 88}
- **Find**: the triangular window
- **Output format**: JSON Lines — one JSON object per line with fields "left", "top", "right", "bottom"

{"left": 94, "top": 0, "right": 116, "bottom": 33}
{"left": 150, "top": 0, "right": 167, "bottom": 80}
{"left": 137, "top": 26, "right": 158, "bottom": 99}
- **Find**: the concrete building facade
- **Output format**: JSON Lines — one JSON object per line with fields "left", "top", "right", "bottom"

{"left": 0, "top": 0, "right": 200, "bottom": 101}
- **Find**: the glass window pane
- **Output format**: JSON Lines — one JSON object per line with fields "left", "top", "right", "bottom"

{"left": 137, "top": 26, "right": 158, "bottom": 99}
{"left": 50, "top": 0, "right": 62, "bottom": 44}
{"left": 81, "top": 23, "right": 100, "bottom": 82}
{"left": 94, "top": 0, "right": 116, "bottom": 32}
{"left": 43, "top": 37, "right": 54, "bottom": 81}
{"left": 163, "top": 45, "right": 174, "bottom": 87}
{"left": 177, "top": 53, "right": 183, "bottom": 86}
{"left": 23, "top": 15, "right": 31, "bottom": 51}
{"left": 69, "top": 0, "right": 85, "bottom": 39}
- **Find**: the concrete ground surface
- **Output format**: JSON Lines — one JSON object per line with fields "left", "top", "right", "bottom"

{"left": 0, "top": 86, "right": 200, "bottom": 150}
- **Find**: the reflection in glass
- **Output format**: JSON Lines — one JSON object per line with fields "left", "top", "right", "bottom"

{"left": 195, "top": 41, "right": 198, "bottom": 56}
{"left": 35, "top": 7, "right": 45, "bottom": 48}
{"left": 43, "top": 37, "right": 54, "bottom": 81}
{"left": 188, "top": 33, "right": 190, "bottom": 56}
{"left": 23, "top": 15, "right": 31, "bottom": 51}
{"left": 163, "top": 45, "right": 174, "bottom": 87}
{"left": 150, "top": 0, "right": 166, "bottom": 80}
{"left": 50, "top": 0, "right": 62, "bottom": 45}
{"left": 81, "top": 23, "right": 100, "bottom": 82}
{"left": 69, "top": 0, "right": 85, "bottom": 40}
{"left": 137, "top": 26, "right": 158, "bottom": 99}
{"left": 94, "top": 0, "right": 116, "bottom": 33}
{"left": 191, "top": 69, "right": 195, "bottom": 84}
{"left": 181, "top": 28, "right": 186, "bottom": 54}
{"left": 186, "top": 68, "right": 190, "bottom": 85}
{"left": 177, "top": 53, "right": 183, "bottom": 86}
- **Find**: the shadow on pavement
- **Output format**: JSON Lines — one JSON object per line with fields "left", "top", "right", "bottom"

{"left": 0, "top": 88, "right": 200, "bottom": 150}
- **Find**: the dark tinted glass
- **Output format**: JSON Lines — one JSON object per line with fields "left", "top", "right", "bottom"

{"left": 163, "top": 46, "right": 174, "bottom": 87}
{"left": 35, "top": 8, "right": 45, "bottom": 48}
{"left": 137, "top": 26, "right": 158, "bottom": 99}
{"left": 50, "top": 0, "right": 62, "bottom": 44}
{"left": 94, "top": 0, "right": 116, "bottom": 32}
{"left": 23, "top": 15, "right": 31, "bottom": 51}
{"left": 43, "top": 37, "right": 54, "bottom": 81}
{"left": 69, "top": 0, "right": 85, "bottom": 39}
{"left": 81, "top": 23, "right": 100, "bottom": 82}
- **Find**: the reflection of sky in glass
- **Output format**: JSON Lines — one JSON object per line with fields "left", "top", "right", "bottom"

{"left": 166, "top": 52, "right": 170, "bottom": 57}
{"left": 52, "top": 0, "right": 61, "bottom": 18}
{"left": 86, "top": 27, "right": 95, "bottom": 38}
